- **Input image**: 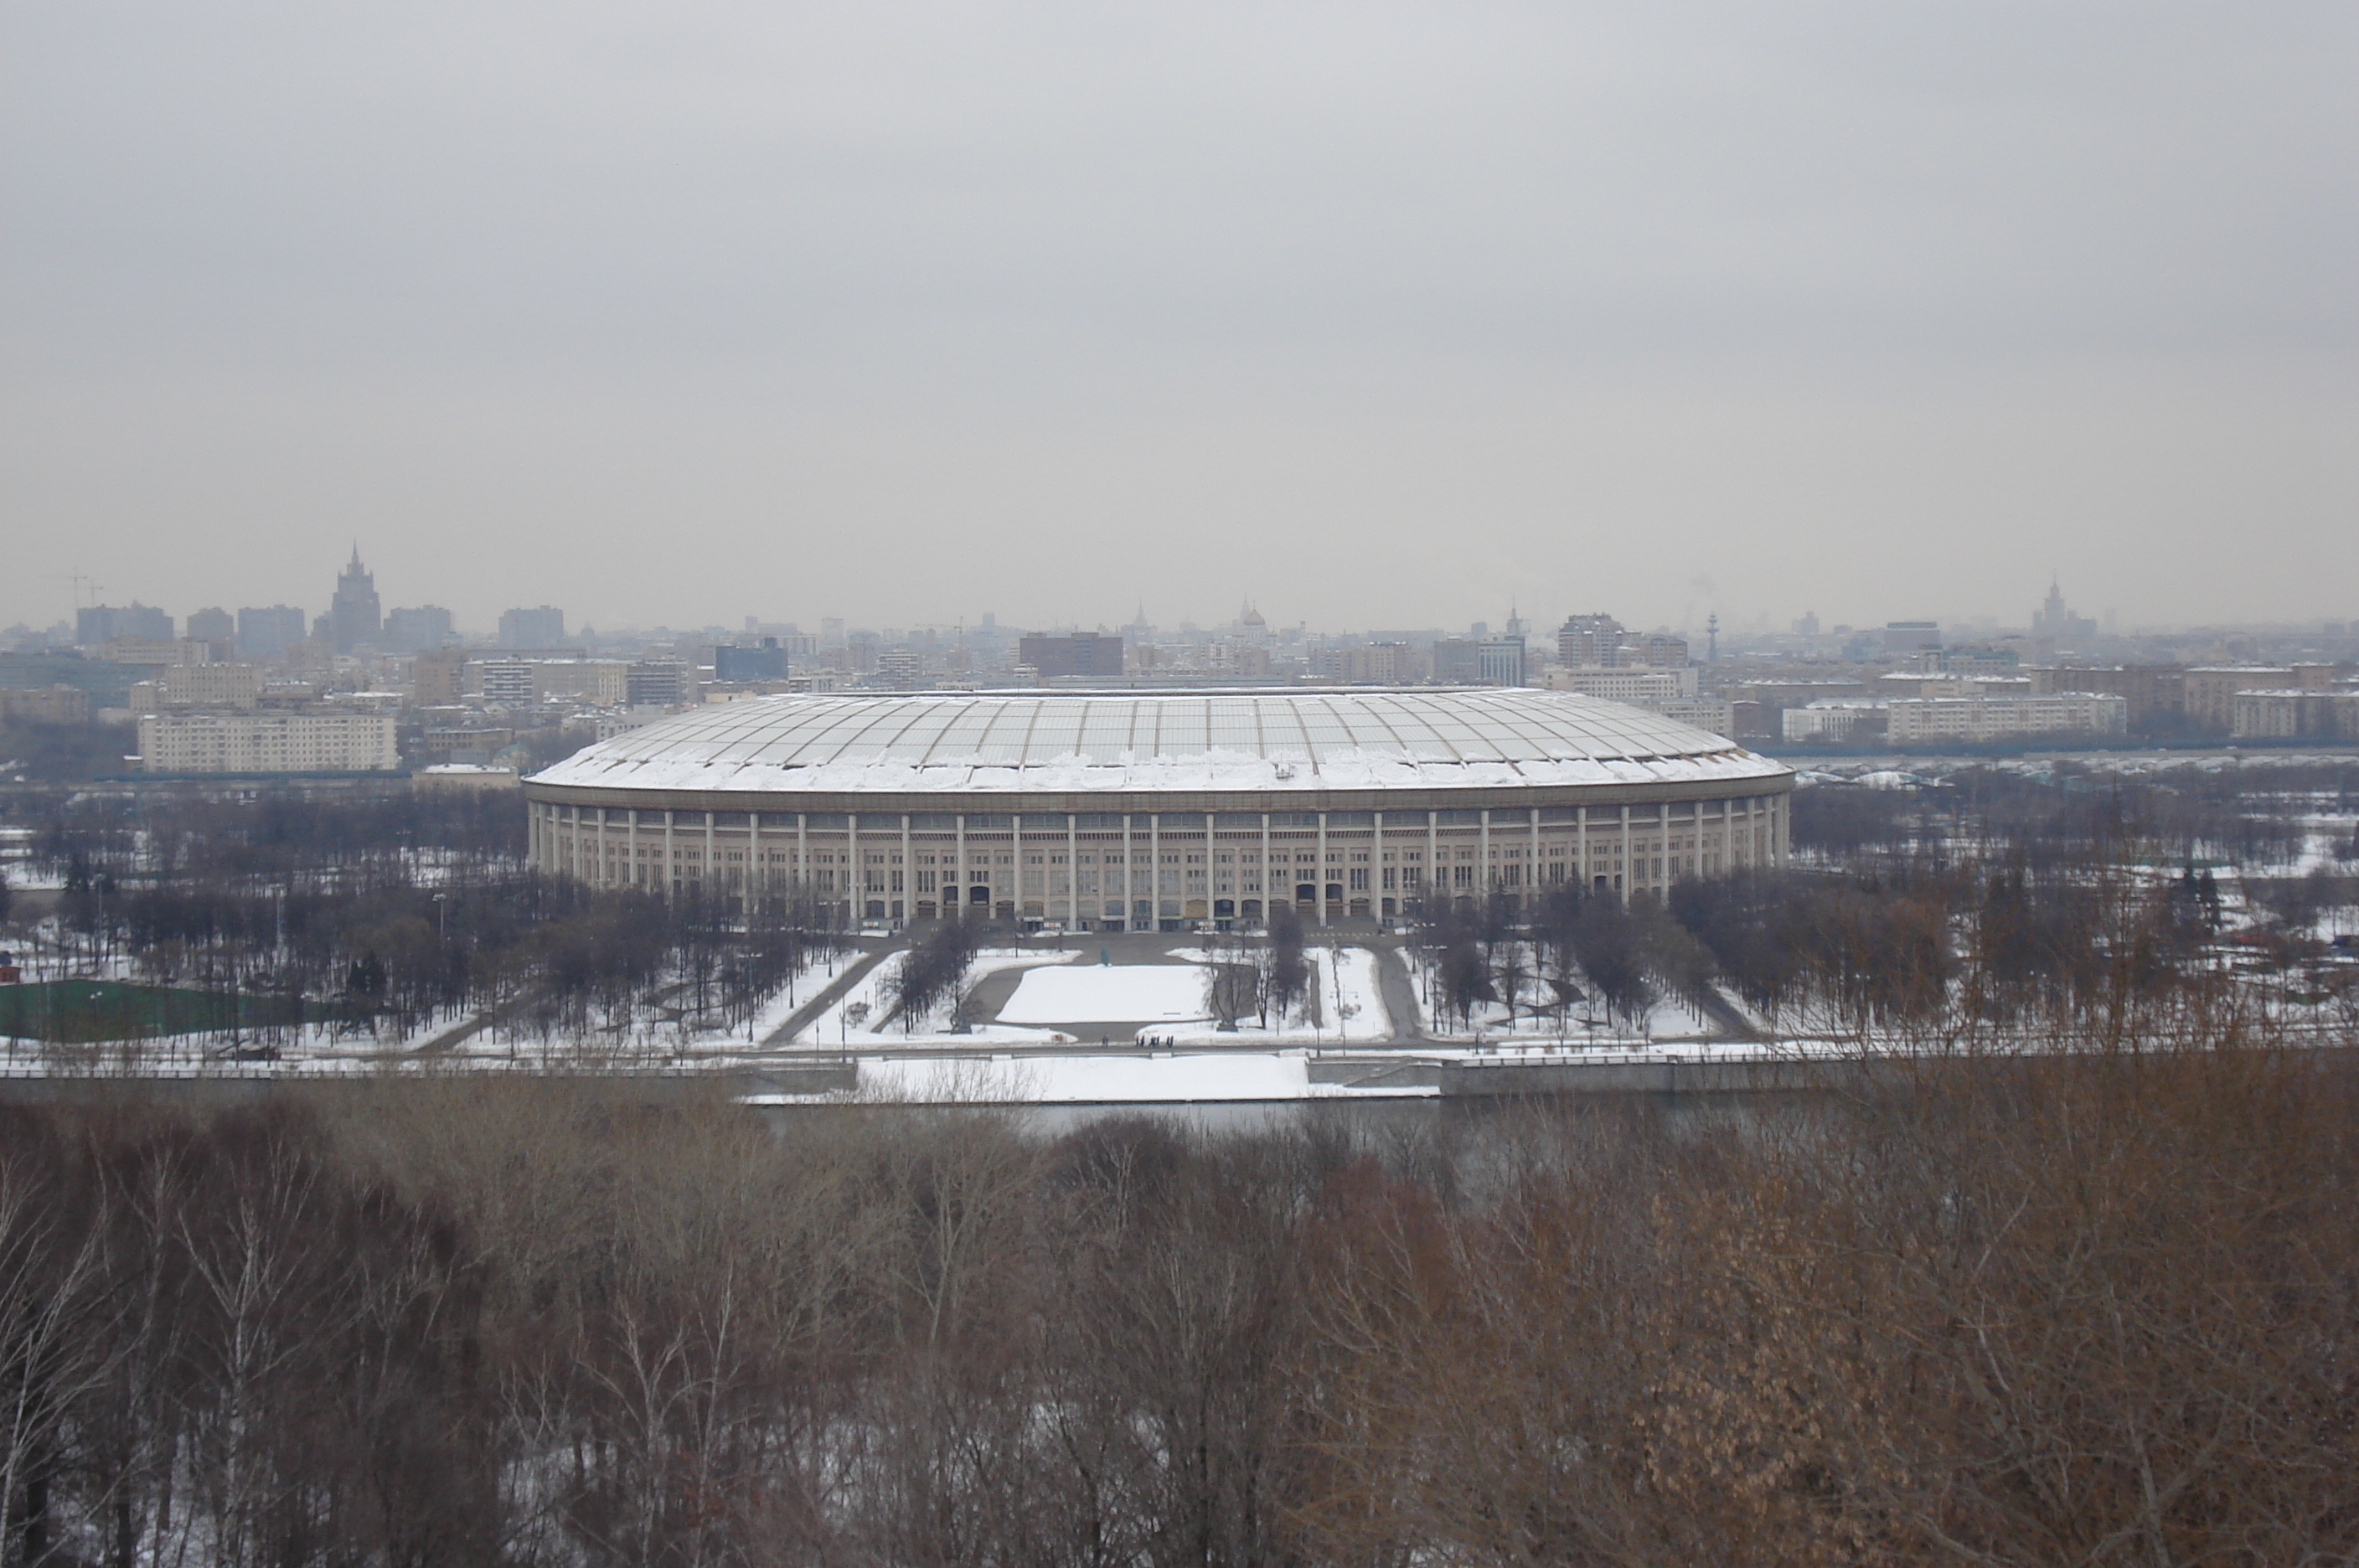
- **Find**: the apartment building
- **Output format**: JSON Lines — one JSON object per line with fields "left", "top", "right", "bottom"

{"left": 1885, "top": 694, "right": 2128, "bottom": 745}
{"left": 127, "top": 663, "right": 266, "bottom": 711}
{"left": 1543, "top": 666, "right": 1702, "bottom": 702}
{"left": 137, "top": 713, "right": 400, "bottom": 773}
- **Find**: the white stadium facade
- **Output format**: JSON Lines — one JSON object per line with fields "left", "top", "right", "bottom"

{"left": 523, "top": 689, "right": 1794, "bottom": 931}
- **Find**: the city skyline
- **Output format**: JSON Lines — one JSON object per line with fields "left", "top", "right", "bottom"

{"left": 3, "top": 547, "right": 2317, "bottom": 648}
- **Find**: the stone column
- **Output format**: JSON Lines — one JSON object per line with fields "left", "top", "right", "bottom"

{"left": 1316, "top": 811, "right": 1329, "bottom": 927}
{"left": 1479, "top": 808, "right": 1491, "bottom": 905}
{"left": 1528, "top": 806, "right": 1541, "bottom": 904}
{"left": 1259, "top": 812, "right": 1272, "bottom": 923}
{"left": 1426, "top": 807, "right": 1439, "bottom": 910}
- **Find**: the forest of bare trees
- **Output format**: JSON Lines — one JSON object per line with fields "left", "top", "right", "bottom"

{"left": 4, "top": 1029, "right": 2356, "bottom": 1566}
{"left": 3, "top": 787, "right": 845, "bottom": 1050}
{"left": 1379, "top": 761, "right": 2356, "bottom": 1044}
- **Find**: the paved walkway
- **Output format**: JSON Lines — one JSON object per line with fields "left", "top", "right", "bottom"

{"left": 760, "top": 943, "right": 895, "bottom": 1048}
{"left": 1369, "top": 945, "right": 1427, "bottom": 1042}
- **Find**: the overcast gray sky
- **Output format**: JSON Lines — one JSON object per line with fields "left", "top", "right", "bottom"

{"left": 4, "top": 0, "right": 2353, "bottom": 637}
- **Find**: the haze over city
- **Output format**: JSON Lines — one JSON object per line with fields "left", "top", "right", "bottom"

{"left": 7, "top": 1, "right": 2355, "bottom": 632}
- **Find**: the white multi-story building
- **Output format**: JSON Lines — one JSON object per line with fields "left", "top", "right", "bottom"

{"left": 475, "top": 659, "right": 538, "bottom": 705}
{"left": 1884, "top": 693, "right": 2128, "bottom": 745}
{"left": 1783, "top": 701, "right": 1883, "bottom": 742}
{"left": 1544, "top": 667, "right": 1701, "bottom": 702}
{"left": 1636, "top": 699, "right": 1737, "bottom": 738}
{"left": 137, "top": 713, "right": 400, "bottom": 774}
{"left": 529, "top": 659, "right": 629, "bottom": 705}
{"left": 1309, "top": 643, "right": 1414, "bottom": 683}
{"left": 2230, "top": 689, "right": 2359, "bottom": 740}
{"left": 1876, "top": 673, "right": 2035, "bottom": 701}
{"left": 127, "top": 663, "right": 266, "bottom": 712}
{"left": 465, "top": 657, "right": 632, "bottom": 707}
{"left": 2184, "top": 667, "right": 2296, "bottom": 731}
{"left": 2231, "top": 690, "right": 2306, "bottom": 740}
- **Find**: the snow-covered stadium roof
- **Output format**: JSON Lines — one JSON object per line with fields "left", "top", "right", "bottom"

{"left": 530, "top": 689, "right": 1790, "bottom": 797}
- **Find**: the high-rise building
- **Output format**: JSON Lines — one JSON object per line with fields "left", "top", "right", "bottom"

{"left": 1633, "top": 632, "right": 1689, "bottom": 668}
{"left": 1430, "top": 638, "right": 1483, "bottom": 683}
{"left": 185, "top": 607, "right": 235, "bottom": 643}
{"left": 410, "top": 648, "right": 466, "bottom": 705}
{"left": 2031, "top": 580, "right": 2098, "bottom": 644}
{"left": 76, "top": 604, "right": 173, "bottom": 645}
{"left": 237, "top": 606, "right": 307, "bottom": 659}
{"left": 1478, "top": 635, "right": 1528, "bottom": 687}
{"left": 1018, "top": 632, "right": 1125, "bottom": 680}
{"left": 384, "top": 606, "right": 456, "bottom": 652}
{"left": 627, "top": 660, "right": 695, "bottom": 708}
{"left": 328, "top": 547, "right": 382, "bottom": 652}
{"left": 498, "top": 606, "right": 566, "bottom": 647}
{"left": 714, "top": 638, "right": 789, "bottom": 682}
{"left": 0, "top": 686, "right": 90, "bottom": 725}
{"left": 1556, "top": 614, "right": 1623, "bottom": 668}
{"left": 477, "top": 660, "right": 537, "bottom": 704}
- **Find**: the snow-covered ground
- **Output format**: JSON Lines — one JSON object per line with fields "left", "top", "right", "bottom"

{"left": 787, "top": 1049, "right": 1435, "bottom": 1106}
{"left": 791, "top": 947, "right": 1086, "bottom": 1047}
{"left": 1000, "top": 965, "right": 1207, "bottom": 1024}
{"left": 1138, "top": 946, "right": 1392, "bottom": 1046}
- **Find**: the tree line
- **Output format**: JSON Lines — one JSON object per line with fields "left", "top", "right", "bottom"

{"left": 1395, "top": 851, "right": 2353, "bottom": 1041}
{"left": 4, "top": 1031, "right": 2356, "bottom": 1565}
{"left": 1791, "top": 761, "right": 2356, "bottom": 869}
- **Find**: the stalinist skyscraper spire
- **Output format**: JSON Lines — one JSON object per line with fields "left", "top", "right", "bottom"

{"left": 328, "top": 544, "right": 382, "bottom": 652}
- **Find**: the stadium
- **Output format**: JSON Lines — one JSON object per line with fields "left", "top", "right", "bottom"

{"left": 523, "top": 689, "right": 1794, "bottom": 931}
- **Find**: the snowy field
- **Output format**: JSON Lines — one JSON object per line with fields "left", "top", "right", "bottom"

{"left": 792, "top": 946, "right": 1396, "bottom": 1048}
{"left": 793, "top": 1050, "right": 1436, "bottom": 1106}
{"left": 1143, "top": 946, "right": 1392, "bottom": 1046}
{"left": 1000, "top": 965, "right": 1208, "bottom": 1024}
